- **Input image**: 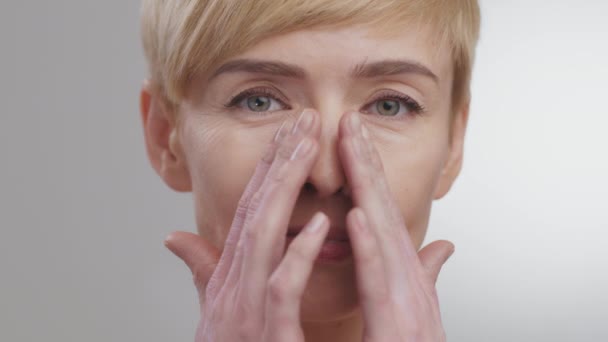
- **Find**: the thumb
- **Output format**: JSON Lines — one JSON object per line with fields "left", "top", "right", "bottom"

{"left": 417, "top": 240, "right": 455, "bottom": 285}
{"left": 164, "top": 231, "right": 221, "bottom": 292}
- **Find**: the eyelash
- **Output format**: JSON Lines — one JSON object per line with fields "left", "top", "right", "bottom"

{"left": 224, "top": 87, "right": 427, "bottom": 118}
{"left": 362, "top": 90, "right": 427, "bottom": 119}
{"left": 224, "top": 87, "right": 290, "bottom": 110}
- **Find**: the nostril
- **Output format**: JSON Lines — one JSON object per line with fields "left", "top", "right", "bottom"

{"left": 303, "top": 182, "right": 315, "bottom": 192}
{"left": 303, "top": 182, "right": 350, "bottom": 198}
{"left": 339, "top": 185, "right": 351, "bottom": 197}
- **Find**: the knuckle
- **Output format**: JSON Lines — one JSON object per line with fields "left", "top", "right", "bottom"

{"left": 234, "top": 236, "right": 246, "bottom": 257}
{"left": 249, "top": 188, "right": 265, "bottom": 209}
{"left": 261, "top": 144, "right": 276, "bottom": 164}
{"left": 236, "top": 194, "right": 249, "bottom": 212}
{"left": 275, "top": 140, "right": 295, "bottom": 161}
{"left": 268, "top": 159, "right": 289, "bottom": 184}
{"left": 234, "top": 201, "right": 249, "bottom": 222}
{"left": 246, "top": 190, "right": 264, "bottom": 217}
{"left": 242, "top": 224, "right": 259, "bottom": 246}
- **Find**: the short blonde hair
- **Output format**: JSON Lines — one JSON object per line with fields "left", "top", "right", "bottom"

{"left": 141, "top": 0, "right": 480, "bottom": 114}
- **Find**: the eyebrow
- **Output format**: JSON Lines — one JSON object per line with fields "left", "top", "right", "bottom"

{"left": 210, "top": 58, "right": 439, "bottom": 83}
{"left": 351, "top": 59, "right": 439, "bottom": 84}
{"left": 210, "top": 59, "right": 307, "bottom": 79}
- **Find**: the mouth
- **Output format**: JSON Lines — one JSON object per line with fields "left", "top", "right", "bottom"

{"left": 286, "top": 226, "right": 353, "bottom": 263}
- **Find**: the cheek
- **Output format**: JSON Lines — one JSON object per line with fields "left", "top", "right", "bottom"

{"left": 377, "top": 136, "right": 448, "bottom": 244}
{"left": 182, "top": 117, "right": 274, "bottom": 248}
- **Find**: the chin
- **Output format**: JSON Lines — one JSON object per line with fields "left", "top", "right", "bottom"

{"left": 300, "top": 261, "right": 360, "bottom": 322}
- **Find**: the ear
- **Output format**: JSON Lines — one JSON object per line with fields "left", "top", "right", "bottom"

{"left": 433, "top": 100, "right": 470, "bottom": 200}
{"left": 139, "top": 80, "right": 192, "bottom": 192}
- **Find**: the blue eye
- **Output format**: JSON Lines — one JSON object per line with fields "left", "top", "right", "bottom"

{"left": 225, "top": 88, "right": 289, "bottom": 113}
{"left": 376, "top": 99, "right": 402, "bottom": 116}
{"left": 246, "top": 96, "right": 272, "bottom": 112}
{"left": 363, "top": 92, "right": 426, "bottom": 119}
{"left": 242, "top": 95, "right": 285, "bottom": 112}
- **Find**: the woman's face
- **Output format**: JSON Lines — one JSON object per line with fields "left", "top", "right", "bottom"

{"left": 165, "top": 24, "right": 466, "bottom": 320}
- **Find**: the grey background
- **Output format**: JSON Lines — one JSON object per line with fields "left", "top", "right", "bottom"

{"left": 1, "top": 1, "right": 607, "bottom": 341}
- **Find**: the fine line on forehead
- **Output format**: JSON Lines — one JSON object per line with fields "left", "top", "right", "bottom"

{"left": 208, "top": 58, "right": 439, "bottom": 83}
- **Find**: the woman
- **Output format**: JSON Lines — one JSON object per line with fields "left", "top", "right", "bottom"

{"left": 139, "top": 0, "right": 480, "bottom": 340}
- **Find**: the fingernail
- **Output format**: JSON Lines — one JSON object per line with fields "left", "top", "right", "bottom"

{"left": 290, "top": 137, "right": 314, "bottom": 160}
{"left": 448, "top": 244, "right": 456, "bottom": 259}
{"left": 273, "top": 119, "right": 288, "bottom": 142}
{"left": 349, "top": 112, "right": 361, "bottom": 134}
{"left": 292, "top": 109, "right": 314, "bottom": 134}
{"left": 361, "top": 124, "right": 370, "bottom": 140}
{"left": 163, "top": 234, "right": 174, "bottom": 249}
{"left": 306, "top": 212, "right": 327, "bottom": 234}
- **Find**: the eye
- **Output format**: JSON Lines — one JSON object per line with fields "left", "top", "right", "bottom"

{"left": 376, "top": 99, "right": 401, "bottom": 116}
{"left": 362, "top": 91, "right": 426, "bottom": 119}
{"left": 225, "top": 87, "right": 289, "bottom": 113}
{"left": 243, "top": 95, "right": 282, "bottom": 112}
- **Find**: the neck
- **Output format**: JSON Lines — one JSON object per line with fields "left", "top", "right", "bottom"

{"left": 301, "top": 310, "right": 363, "bottom": 342}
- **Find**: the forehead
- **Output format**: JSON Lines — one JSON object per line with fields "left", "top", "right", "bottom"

{"left": 218, "top": 24, "right": 452, "bottom": 83}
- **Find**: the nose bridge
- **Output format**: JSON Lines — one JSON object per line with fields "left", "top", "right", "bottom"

{"left": 306, "top": 107, "right": 346, "bottom": 198}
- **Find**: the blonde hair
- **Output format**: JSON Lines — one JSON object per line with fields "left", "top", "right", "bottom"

{"left": 141, "top": 0, "right": 480, "bottom": 114}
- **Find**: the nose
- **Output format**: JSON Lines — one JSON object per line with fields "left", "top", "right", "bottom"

{"left": 304, "top": 111, "right": 347, "bottom": 198}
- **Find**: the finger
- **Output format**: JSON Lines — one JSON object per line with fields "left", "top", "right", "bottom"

{"left": 211, "top": 119, "right": 289, "bottom": 296}
{"left": 417, "top": 240, "right": 455, "bottom": 285}
{"left": 164, "top": 231, "right": 221, "bottom": 298}
{"left": 234, "top": 109, "right": 320, "bottom": 293}
{"left": 339, "top": 112, "right": 418, "bottom": 288}
{"left": 346, "top": 208, "right": 394, "bottom": 338}
{"left": 264, "top": 212, "right": 329, "bottom": 341}
{"left": 340, "top": 111, "right": 418, "bottom": 257}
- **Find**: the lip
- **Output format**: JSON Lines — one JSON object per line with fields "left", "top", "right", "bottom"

{"left": 286, "top": 226, "right": 352, "bottom": 263}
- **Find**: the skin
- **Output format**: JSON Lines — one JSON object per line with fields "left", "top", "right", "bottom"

{"left": 140, "top": 24, "right": 469, "bottom": 341}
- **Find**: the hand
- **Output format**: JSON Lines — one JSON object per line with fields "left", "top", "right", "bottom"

{"left": 164, "top": 110, "right": 328, "bottom": 341}
{"left": 339, "top": 111, "right": 454, "bottom": 341}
